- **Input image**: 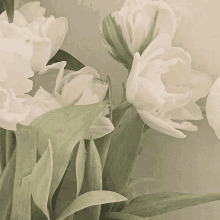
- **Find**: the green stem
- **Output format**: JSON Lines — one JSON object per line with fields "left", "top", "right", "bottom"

{"left": 6, "top": 130, "right": 16, "bottom": 164}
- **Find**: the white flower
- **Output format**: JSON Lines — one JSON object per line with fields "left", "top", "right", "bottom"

{"left": 206, "top": 77, "right": 220, "bottom": 140}
{"left": 0, "top": 82, "right": 30, "bottom": 130}
{"left": 101, "top": 0, "right": 176, "bottom": 69}
{"left": 0, "top": 1, "right": 68, "bottom": 72}
{"left": 21, "top": 62, "right": 114, "bottom": 139}
{"left": 126, "top": 34, "right": 212, "bottom": 138}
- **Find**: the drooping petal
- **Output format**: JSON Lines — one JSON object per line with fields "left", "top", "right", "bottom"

{"left": 137, "top": 109, "right": 186, "bottom": 138}
{"left": 165, "top": 119, "right": 198, "bottom": 131}
{"left": 19, "top": 1, "right": 46, "bottom": 23}
{"left": 83, "top": 116, "right": 114, "bottom": 140}
{"left": 206, "top": 77, "right": 220, "bottom": 139}
{"left": 30, "top": 37, "right": 51, "bottom": 72}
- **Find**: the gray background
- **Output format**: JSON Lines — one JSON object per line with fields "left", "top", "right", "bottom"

{"left": 38, "top": 0, "right": 220, "bottom": 219}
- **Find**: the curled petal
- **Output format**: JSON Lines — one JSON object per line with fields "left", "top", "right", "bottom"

{"left": 83, "top": 116, "right": 114, "bottom": 140}
{"left": 30, "top": 37, "right": 51, "bottom": 72}
{"left": 137, "top": 109, "right": 186, "bottom": 138}
{"left": 206, "top": 77, "right": 220, "bottom": 139}
{"left": 165, "top": 119, "right": 198, "bottom": 131}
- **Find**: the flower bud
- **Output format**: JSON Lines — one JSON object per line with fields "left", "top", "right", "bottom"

{"left": 101, "top": 0, "right": 176, "bottom": 69}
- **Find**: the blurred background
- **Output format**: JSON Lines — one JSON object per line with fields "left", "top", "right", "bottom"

{"left": 37, "top": 0, "right": 220, "bottom": 219}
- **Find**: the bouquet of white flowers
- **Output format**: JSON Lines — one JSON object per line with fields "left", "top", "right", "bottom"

{"left": 0, "top": 0, "right": 220, "bottom": 219}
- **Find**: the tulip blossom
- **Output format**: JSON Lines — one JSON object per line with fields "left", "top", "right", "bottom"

{"left": 206, "top": 77, "right": 220, "bottom": 140}
{"left": 0, "top": 38, "right": 34, "bottom": 130}
{"left": 126, "top": 34, "right": 212, "bottom": 138}
{"left": 21, "top": 62, "right": 114, "bottom": 139}
{"left": 0, "top": 1, "right": 68, "bottom": 72}
{"left": 101, "top": 0, "right": 176, "bottom": 69}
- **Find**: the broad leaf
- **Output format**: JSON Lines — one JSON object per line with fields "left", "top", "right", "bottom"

{"left": 0, "top": 1, "right": 4, "bottom": 14}
{"left": 31, "top": 139, "right": 53, "bottom": 219}
{"left": 10, "top": 124, "right": 37, "bottom": 218}
{"left": 47, "top": 49, "right": 84, "bottom": 71}
{"left": 121, "top": 192, "right": 220, "bottom": 217}
{"left": 95, "top": 75, "right": 113, "bottom": 170}
{"left": 56, "top": 190, "right": 127, "bottom": 220}
{"left": 5, "top": 130, "right": 16, "bottom": 164}
{"left": 0, "top": 150, "right": 16, "bottom": 220}
{"left": 10, "top": 175, "right": 32, "bottom": 220}
{"left": 105, "top": 212, "right": 146, "bottom": 220}
{"left": 2, "top": 0, "right": 14, "bottom": 22}
{"left": 75, "top": 140, "right": 102, "bottom": 220}
{"left": 31, "top": 100, "right": 109, "bottom": 210}
{"left": 102, "top": 113, "right": 144, "bottom": 196}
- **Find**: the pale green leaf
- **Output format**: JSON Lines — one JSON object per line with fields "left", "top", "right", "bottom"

{"left": 31, "top": 100, "right": 109, "bottom": 212}
{"left": 0, "top": 150, "right": 16, "bottom": 220}
{"left": 31, "top": 139, "right": 53, "bottom": 219}
{"left": 11, "top": 124, "right": 37, "bottom": 218}
{"left": 121, "top": 192, "right": 220, "bottom": 217}
{"left": 56, "top": 190, "right": 127, "bottom": 220}
{"left": 10, "top": 175, "right": 32, "bottom": 220}
{"left": 105, "top": 212, "right": 146, "bottom": 220}
{"left": 0, "top": 128, "right": 6, "bottom": 175}
{"left": 6, "top": 130, "right": 16, "bottom": 164}
{"left": 75, "top": 139, "right": 102, "bottom": 220}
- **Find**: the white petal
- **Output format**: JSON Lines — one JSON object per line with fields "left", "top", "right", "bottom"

{"left": 137, "top": 109, "right": 186, "bottom": 138}
{"left": 206, "top": 77, "right": 220, "bottom": 136}
{"left": 126, "top": 52, "right": 141, "bottom": 103}
{"left": 19, "top": 1, "right": 46, "bottom": 23}
{"left": 30, "top": 37, "right": 51, "bottom": 72}
{"left": 165, "top": 119, "right": 198, "bottom": 131}
{"left": 83, "top": 116, "right": 114, "bottom": 140}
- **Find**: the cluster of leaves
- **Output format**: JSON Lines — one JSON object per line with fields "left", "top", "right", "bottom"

{"left": 1, "top": 0, "right": 220, "bottom": 219}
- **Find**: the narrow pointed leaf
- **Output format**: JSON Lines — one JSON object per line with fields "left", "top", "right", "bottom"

{"left": 76, "top": 140, "right": 87, "bottom": 197}
{"left": 47, "top": 49, "right": 84, "bottom": 71}
{"left": 96, "top": 75, "right": 113, "bottom": 170}
{"left": 105, "top": 212, "right": 146, "bottom": 220}
{"left": 0, "top": 150, "right": 16, "bottom": 220}
{"left": 75, "top": 139, "right": 102, "bottom": 220}
{"left": 6, "top": 130, "right": 16, "bottom": 164}
{"left": 31, "top": 139, "right": 53, "bottom": 219}
{"left": 2, "top": 0, "right": 14, "bottom": 22}
{"left": 11, "top": 124, "right": 37, "bottom": 218}
{"left": 56, "top": 190, "right": 127, "bottom": 220}
{"left": 121, "top": 192, "right": 220, "bottom": 217}
{"left": 10, "top": 175, "right": 32, "bottom": 220}
{"left": 31, "top": 100, "right": 109, "bottom": 210}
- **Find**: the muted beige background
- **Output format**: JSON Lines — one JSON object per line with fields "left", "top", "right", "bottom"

{"left": 38, "top": 0, "right": 220, "bottom": 219}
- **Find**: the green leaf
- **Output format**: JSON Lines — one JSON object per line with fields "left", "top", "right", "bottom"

{"left": 6, "top": 130, "right": 16, "bottom": 164}
{"left": 10, "top": 175, "right": 32, "bottom": 220}
{"left": 54, "top": 142, "right": 84, "bottom": 218}
{"left": 101, "top": 113, "right": 144, "bottom": 215}
{"left": 0, "top": 1, "right": 5, "bottom": 14}
{"left": 31, "top": 100, "right": 109, "bottom": 211}
{"left": 0, "top": 128, "right": 6, "bottom": 174}
{"left": 56, "top": 190, "right": 128, "bottom": 220}
{"left": 102, "top": 113, "right": 144, "bottom": 196}
{"left": 111, "top": 101, "right": 133, "bottom": 127}
{"left": 105, "top": 212, "right": 146, "bottom": 220}
{"left": 95, "top": 75, "right": 113, "bottom": 171}
{"left": 47, "top": 49, "right": 85, "bottom": 71}
{"left": 75, "top": 139, "right": 102, "bottom": 220}
{"left": 0, "top": 149, "right": 16, "bottom": 220}
{"left": 31, "top": 139, "right": 53, "bottom": 219}
{"left": 2, "top": 0, "right": 14, "bottom": 22}
{"left": 11, "top": 124, "right": 37, "bottom": 218}
{"left": 121, "top": 192, "right": 220, "bottom": 217}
